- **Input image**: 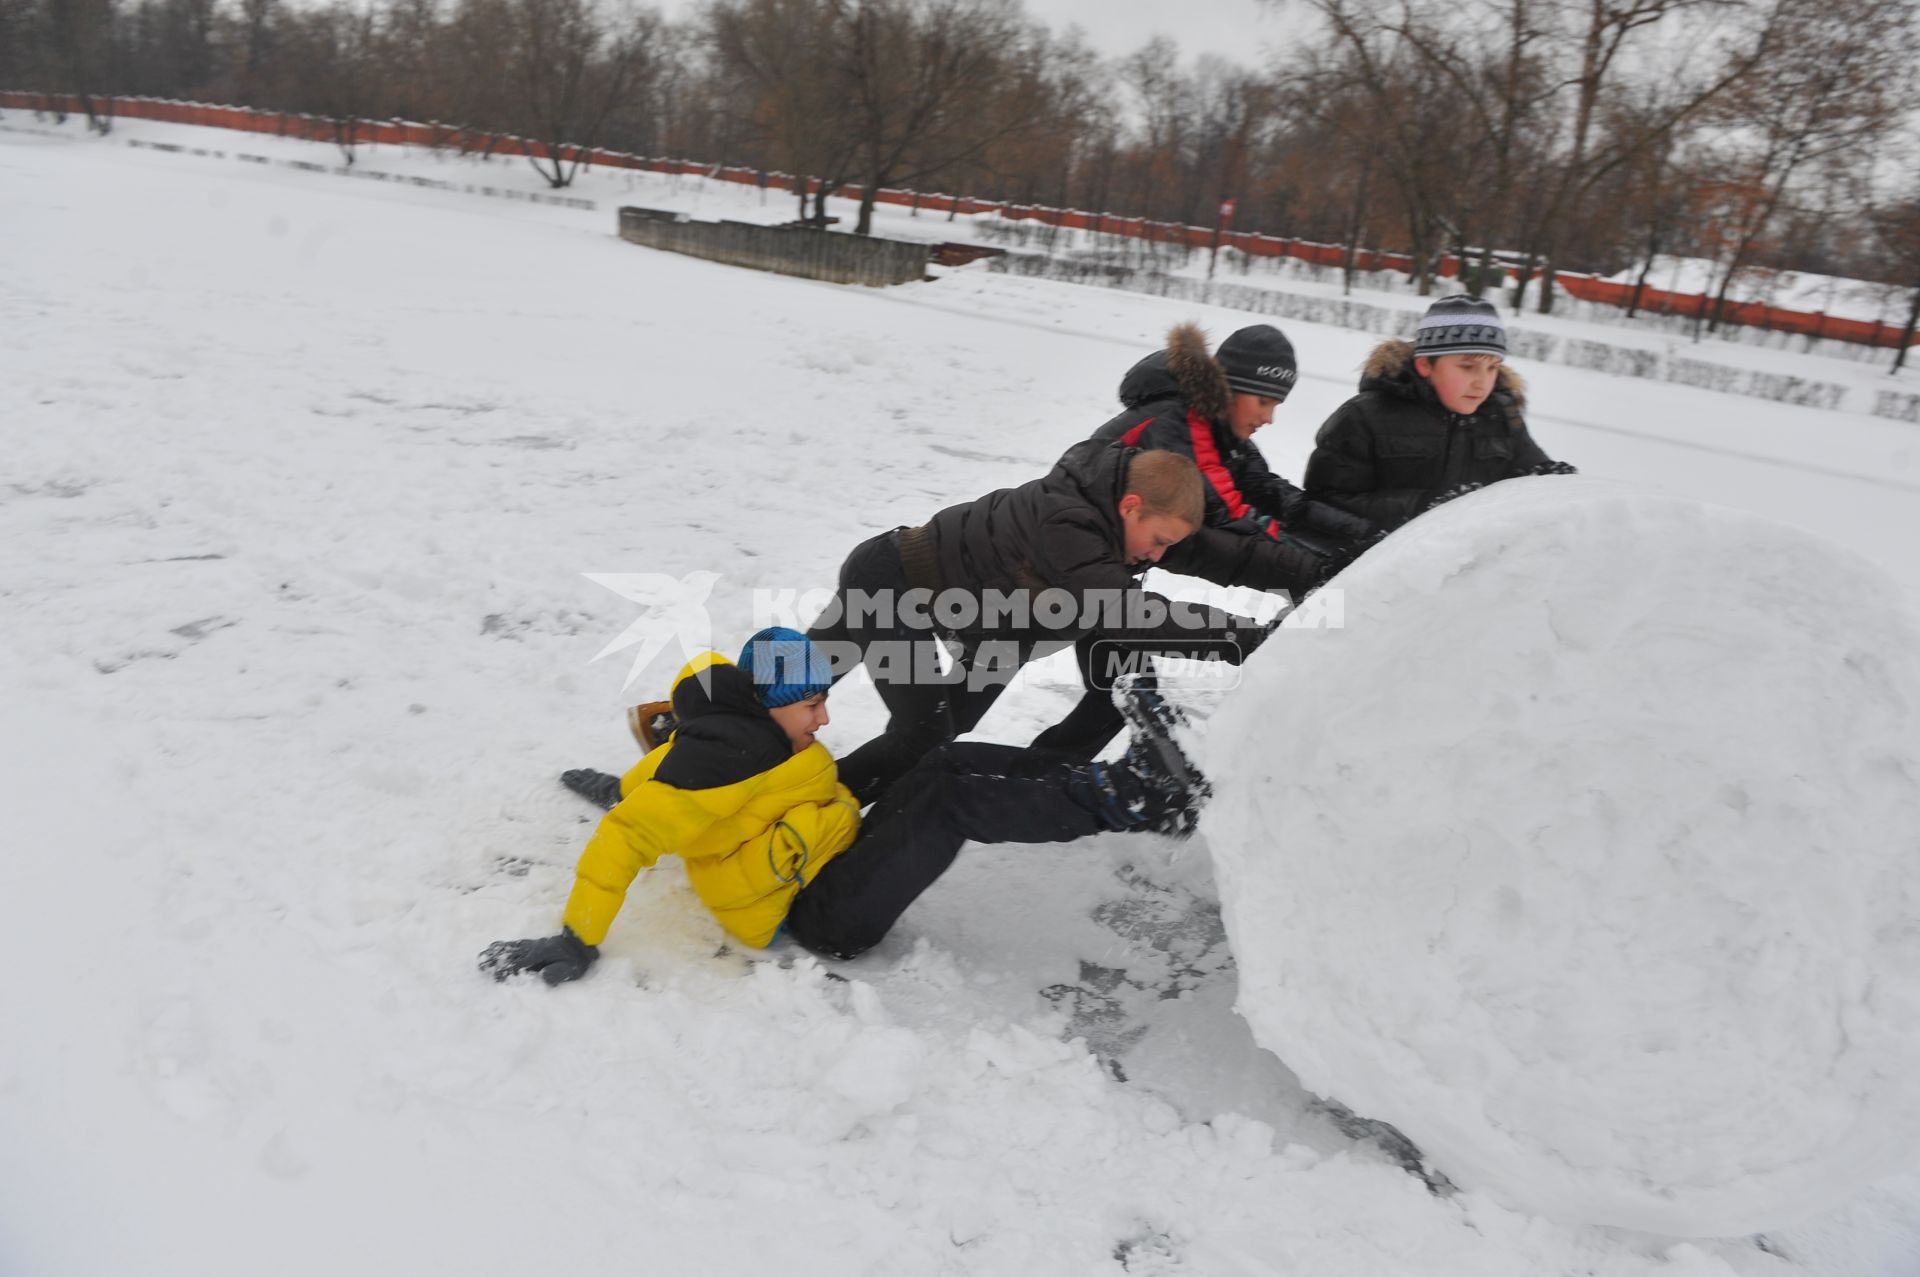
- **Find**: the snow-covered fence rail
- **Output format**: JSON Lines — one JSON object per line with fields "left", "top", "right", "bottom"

{"left": 617, "top": 207, "right": 927, "bottom": 287}
{"left": 989, "top": 251, "right": 1901, "bottom": 419}
{"left": 5, "top": 89, "right": 1913, "bottom": 353}
{"left": 1875, "top": 390, "right": 1920, "bottom": 423}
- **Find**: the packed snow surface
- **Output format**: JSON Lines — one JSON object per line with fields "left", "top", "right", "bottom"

{"left": 6, "top": 114, "right": 1920, "bottom": 1275}
{"left": 1208, "top": 478, "right": 1920, "bottom": 1236}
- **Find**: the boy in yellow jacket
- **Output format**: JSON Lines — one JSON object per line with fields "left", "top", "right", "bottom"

{"left": 480, "top": 628, "right": 1206, "bottom": 982}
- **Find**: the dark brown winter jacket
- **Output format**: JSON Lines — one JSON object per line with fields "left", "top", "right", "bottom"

{"left": 919, "top": 437, "right": 1262, "bottom": 658}
{"left": 1305, "top": 339, "right": 1558, "bottom": 531}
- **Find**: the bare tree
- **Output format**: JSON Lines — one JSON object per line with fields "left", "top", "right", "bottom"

{"left": 603, "top": 18, "right": 704, "bottom": 160}
{"left": 1294, "top": 0, "right": 1476, "bottom": 293}
{"left": 1694, "top": 0, "right": 1919, "bottom": 333}
{"left": 1116, "top": 37, "right": 1196, "bottom": 225}
{"left": 1282, "top": 0, "right": 1784, "bottom": 310}
{"left": 1187, "top": 57, "right": 1277, "bottom": 244}
{"left": 229, "top": 0, "right": 278, "bottom": 106}
{"left": 1358, "top": 0, "right": 1562, "bottom": 293}
{"left": 709, "top": 0, "right": 860, "bottom": 223}
{"left": 1864, "top": 182, "right": 1920, "bottom": 372}
{"left": 117, "top": 0, "right": 218, "bottom": 98}
{"left": 281, "top": 2, "right": 386, "bottom": 163}
{"left": 1607, "top": 106, "right": 1693, "bottom": 317}
{"left": 1266, "top": 62, "right": 1384, "bottom": 285}
{"left": 1513, "top": 0, "right": 1795, "bottom": 313}
{"left": 953, "top": 25, "right": 1100, "bottom": 212}
{"left": 504, "top": 0, "right": 660, "bottom": 188}
{"left": 0, "top": 0, "right": 29, "bottom": 91}
{"left": 443, "top": 0, "right": 516, "bottom": 151}
{"left": 835, "top": 0, "right": 1040, "bottom": 236}
{"left": 32, "top": 0, "right": 120, "bottom": 131}
{"left": 381, "top": 0, "right": 454, "bottom": 125}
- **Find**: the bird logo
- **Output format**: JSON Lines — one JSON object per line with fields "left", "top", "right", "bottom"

{"left": 585, "top": 570, "right": 722, "bottom": 692}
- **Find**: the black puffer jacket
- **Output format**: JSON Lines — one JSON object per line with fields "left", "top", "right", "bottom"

{"left": 1091, "top": 323, "right": 1374, "bottom": 554}
{"left": 654, "top": 658, "right": 793, "bottom": 790}
{"left": 920, "top": 437, "right": 1258, "bottom": 654}
{"left": 1305, "top": 339, "right": 1559, "bottom": 531}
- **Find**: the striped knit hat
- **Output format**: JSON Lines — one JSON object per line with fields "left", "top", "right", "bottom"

{"left": 1414, "top": 294, "right": 1507, "bottom": 359}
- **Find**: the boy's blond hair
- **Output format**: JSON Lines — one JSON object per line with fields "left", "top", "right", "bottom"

{"left": 1126, "top": 450, "right": 1205, "bottom": 528}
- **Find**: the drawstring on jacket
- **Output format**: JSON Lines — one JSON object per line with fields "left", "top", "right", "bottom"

{"left": 768, "top": 819, "right": 812, "bottom": 886}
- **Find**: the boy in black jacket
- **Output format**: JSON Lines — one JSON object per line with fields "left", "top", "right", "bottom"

{"left": 1094, "top": 321, "right": 1373, "bottom": 563}
{"left": 1030, "top": 322, "right": 1372, "bottom": 759}
{"left": 804, "top": 443, "right": 1268, "bottom": 805}
{"left": 1305, "top": 294, "right": 1572, "bottom": 531}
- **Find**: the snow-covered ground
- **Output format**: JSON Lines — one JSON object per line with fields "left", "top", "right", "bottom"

{"left": 4, "top": 115, "right": 1920, "bottom": 1276}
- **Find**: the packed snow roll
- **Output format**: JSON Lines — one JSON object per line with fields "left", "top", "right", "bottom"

{"left": 1202, "top": 476, "right": 1920, "bottom": 1237}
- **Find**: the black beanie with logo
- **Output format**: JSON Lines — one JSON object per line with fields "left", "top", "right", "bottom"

{"left": 1215, "top": 324, "right": 1298, "bottom": 401}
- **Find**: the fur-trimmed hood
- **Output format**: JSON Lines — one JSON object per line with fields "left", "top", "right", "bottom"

{"left": 1116, "top": 322, "right": 1233, "bottom": 424}
{"left": 1360, "top": 338, "right": 1527, "bottom": 412}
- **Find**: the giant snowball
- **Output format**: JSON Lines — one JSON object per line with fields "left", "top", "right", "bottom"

{"left": 1204, "top": 477, "right": 1920, "bottom": 1236}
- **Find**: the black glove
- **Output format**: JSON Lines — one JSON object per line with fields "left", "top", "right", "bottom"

{"left": 1316, "top": 526, "right": 1391, "bottom": 579}
{"left": 1422, "top": 482, "right": 1485, "bottom": 512}
{"left": 1233, "top": 616, "right": 1278, "bottom": 658}
{"left": 479, "top": 927, "right": 599, "bottom": 985}
{"left": 1298, "top": 498, "right": 1375, "bottom": 544}
{"left": 1525, "top": 460, "right": 1578, "bottom": 476}
{"left": 561, "top": 767, "right": 623, "bottom": 811}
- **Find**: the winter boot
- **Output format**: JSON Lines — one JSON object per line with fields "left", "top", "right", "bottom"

{"left": 627, "top": 700, "right": 677, "bottom": 752}
{"left": 560, "top": 767, "right": 624, "bottom": 811}
{"left": 1094, "top": 675, "right": 1212, "bottom": 837}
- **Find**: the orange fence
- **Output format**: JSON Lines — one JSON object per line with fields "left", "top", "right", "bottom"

{"left": 7, "top": 90, "right": 1913, "bottom": 350}
{"left": 1551, "top": 274, "right": 1910, "bottom": 351}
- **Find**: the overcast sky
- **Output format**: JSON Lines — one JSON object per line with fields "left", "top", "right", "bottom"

{"left": 1022, "top": 0, "right": 1291, "bottom": 62}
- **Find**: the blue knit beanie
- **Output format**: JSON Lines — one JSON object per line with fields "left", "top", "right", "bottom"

{"left": 737, "top": 626, "right": 833, "bottom": 709}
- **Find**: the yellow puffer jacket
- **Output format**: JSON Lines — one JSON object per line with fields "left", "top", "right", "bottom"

{"left": 562, "top": 654, "right": 861, "bottom": 949}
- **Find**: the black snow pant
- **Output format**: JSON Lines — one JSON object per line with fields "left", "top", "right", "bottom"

{"left": 783, "top": 742, "right": 1125, "bottom": 960}
{"left": 805, "top": 530, "right": 1014, "bottom": 807}
{"left": 1026, "top": 519, "right": 1336, "bottom": 760}
{"left": 1028, "top": 633, "right": 1139, "bottom": 759}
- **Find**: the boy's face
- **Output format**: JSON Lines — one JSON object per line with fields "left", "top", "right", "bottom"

{"left": 768, "top": 693, "right": 829, "bottom": 752}
{"left": 1415, "top": 353, "right": 1502, "bottom": 415}
{"left": 1226, "top": 392, "right": 1283, "bottom": 441}
{"left": 1118, "top": 494, "right": 1196, "bottom": 565}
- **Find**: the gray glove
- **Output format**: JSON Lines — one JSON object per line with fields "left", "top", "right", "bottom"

{"left": 479, "top": 927, "right": 599, "bottom": 986}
